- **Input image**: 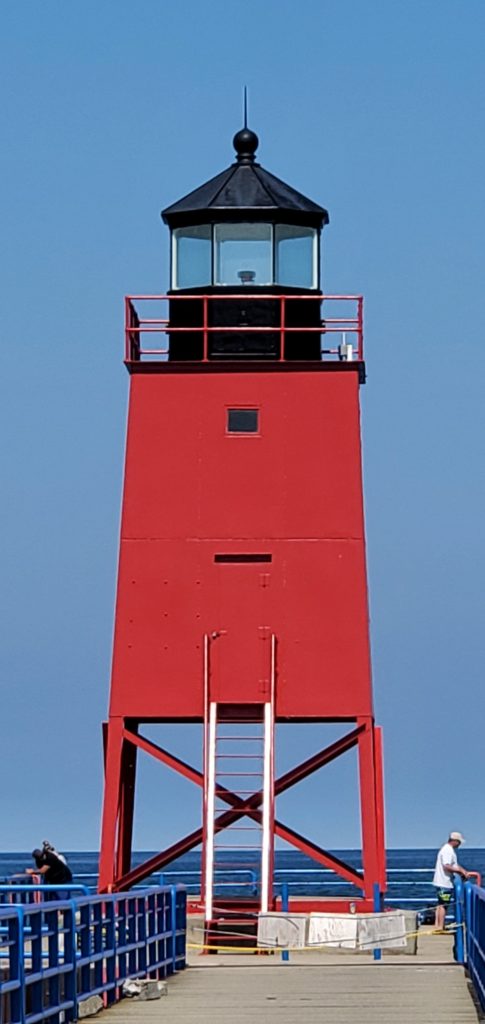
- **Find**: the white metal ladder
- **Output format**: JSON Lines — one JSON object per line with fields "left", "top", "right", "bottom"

{"left": 203, "top": 637, "right": 275, "bottom": 922}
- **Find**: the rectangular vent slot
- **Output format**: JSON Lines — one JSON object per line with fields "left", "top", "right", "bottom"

{"left": 214, "top": 554, "right": 272, "bottom": 564}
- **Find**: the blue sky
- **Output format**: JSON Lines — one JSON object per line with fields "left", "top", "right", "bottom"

{"left": 1, "top": 0, "right": 485, "bottom": 853}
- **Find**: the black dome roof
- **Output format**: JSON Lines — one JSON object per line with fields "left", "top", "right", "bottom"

{"left": 162, "top": 130, "right": 329, "bottom": 229}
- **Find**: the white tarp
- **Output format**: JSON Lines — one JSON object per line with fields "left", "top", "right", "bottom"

{"left": 309, "top": 911, "right": 407, "bottom": 950}
{"left": 258, "top": 910, "right": 410, "bottom": 951}
{"left": 308, "top": 914, "right": 358, "bottom": 949}
{"left": 257, "top": 912, "right": 307, "bottom": 949}
{"left": 357, "top": 912, "right": 407, "bottom": 950}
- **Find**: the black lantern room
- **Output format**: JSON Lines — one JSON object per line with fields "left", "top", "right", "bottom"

{"left": 162, "top": 128, "right": 329, "bottom": 360}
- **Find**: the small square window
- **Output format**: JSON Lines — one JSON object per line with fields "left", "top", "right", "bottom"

{"left": 227, "top": 408, "right": 259, "bottom": 433}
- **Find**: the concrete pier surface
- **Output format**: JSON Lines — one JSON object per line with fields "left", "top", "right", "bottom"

{"left": 106, "top": 934, "right": 480, "bottom": 1023}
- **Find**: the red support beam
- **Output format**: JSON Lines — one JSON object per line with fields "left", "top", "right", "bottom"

{"left": 357, "top": 717, "right": 380, "bottom": 898}
{"left": 128, "top": 725, "right": 363, "bottom": 805}
{"left": 113, "top": 799, "right": 261, "bottom": 891}
{"left": 112, "top": 725, "right": 367, "bottom": 891}
{"left": 113, "top": 826, "right": 205, "bottom": 890}
{"left": 275, "top": 726, "right": 364, "bottom": 796}
{"left": 274, "top": 820, "right": 364, "bottom": 889}
{"left": 116, "top": 726, "right": 138, "bottom": 879}
{"left": 99, "top": 718, "right": 124, "bottom": 891}
{"left": 123, "top": 728, "right": 203, "bottom": 787}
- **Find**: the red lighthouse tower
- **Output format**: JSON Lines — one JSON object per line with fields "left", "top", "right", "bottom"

{"left": 99, "top": 125, "right": 386, "bottom": 920}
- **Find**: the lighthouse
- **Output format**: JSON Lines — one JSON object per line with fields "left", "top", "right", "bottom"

{"left": 99, "top": 124, "right": 386, "bottom": 928}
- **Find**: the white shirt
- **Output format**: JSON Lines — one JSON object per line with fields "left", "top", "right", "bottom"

{"left": 433, "top": 842, "right": 457, "bottom": 888}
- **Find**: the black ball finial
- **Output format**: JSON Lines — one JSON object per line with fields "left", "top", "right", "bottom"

{"left": 233, "top": 127, "right": 259, "bottom": 163}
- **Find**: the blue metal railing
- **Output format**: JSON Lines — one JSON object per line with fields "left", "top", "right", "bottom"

{"left": 0, "top": 900, "right": 76, "bottom": 1024}
{"left": 0, "top": 866, "right": 444, "bottom": 909}
{"left": 162, "top": 866, "right": 447, "bottom": 911}
{"left": 94, "top": 866, "right": 448, "bottom": 911}
{"left": 464, "top": 880, "right": 485, "bottom": 1009}
{"left": 157, "top": 868, "right": 258, "bottom": 896}
{"left": 0, "top": 885, "right": 90, "bottom": 906}
{"left": 0, "top": 886, "right": 186, "bottom": 1024}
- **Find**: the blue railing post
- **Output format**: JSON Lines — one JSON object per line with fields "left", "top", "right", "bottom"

{"left": 177, "top": 887, "right": 187, "bottom": 970}
{"left": 9, "top": 906, "right": 24, "bottom": 1024}
{"left": 453, "top": 876, "right": 465, "bottom": 964}
{"left": 46, "top": 904, "right": 60, "bottom": 1017}
{"left": 373, "top": 883, "right": 382, "bottom": 962}
{"left": 138, "top": 894, "right": 148, "bottom": 977}
{"left": 281, "top": 882, "right": 290, "bottom": 962}
{"left": 464, "top": 881, "right": 472, "bottom": 965}
{"left": 29, "top": 903, "right": 43, "bottom": 1020}
{"left": 179, "top": 889, "right": 185, "bottom": 968}
{"left": 171, "top": 885, "right": 179, "bottom": 972}
{"left": 106, "top": 896, "right": 116, "bottom": 1003}
{"left": 66, "top": 899, "right": 78, "bottom": 1023}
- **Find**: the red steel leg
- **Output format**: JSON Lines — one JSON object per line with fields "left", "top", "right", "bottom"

{"left": 374, "top": 725, "right": 387, "bottom": 891}
{"left": 99, "top": 717, "right": 124, "bottom": 891}
{"left": 357, "top": 717, "right": 380, "bottom": 899}
{"left": 115, "top": 725, "right": 138, "bottom": 880}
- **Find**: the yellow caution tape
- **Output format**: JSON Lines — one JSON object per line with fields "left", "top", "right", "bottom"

{"left": 187, "top": 925, "right": 462, "bottom": 954}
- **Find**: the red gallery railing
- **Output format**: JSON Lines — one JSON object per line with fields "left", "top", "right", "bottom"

{"left": 124, "top": 294, "right": 364, "bottom": 364}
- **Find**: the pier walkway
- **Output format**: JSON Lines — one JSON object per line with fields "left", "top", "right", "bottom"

{"left": 107, "top": 935, "right": 480, "bottom": 1023}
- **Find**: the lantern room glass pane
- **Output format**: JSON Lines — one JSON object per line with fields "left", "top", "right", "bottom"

{"left": 214, "top": 223, "right": 272, "bottom": 286}
{"left": 275, "top": 225, "right": 317, "bottom": 288}
{"left": 173, "top": 225, "right": 212, "bottom": 289}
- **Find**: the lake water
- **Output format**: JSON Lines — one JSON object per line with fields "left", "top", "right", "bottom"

{"left": 2, "top": 848, "right": 484, "bottom": 911}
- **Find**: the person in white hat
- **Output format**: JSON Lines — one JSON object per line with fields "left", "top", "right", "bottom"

{"left": 433, "top": 832, "right": 471, "bottom": 930}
